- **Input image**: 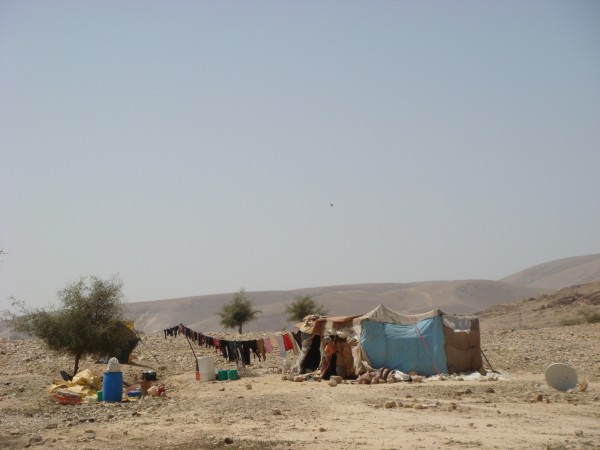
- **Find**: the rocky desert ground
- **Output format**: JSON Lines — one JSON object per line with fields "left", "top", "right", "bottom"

{"left": 1, "top": 285, "right": 600, "bottom": 450}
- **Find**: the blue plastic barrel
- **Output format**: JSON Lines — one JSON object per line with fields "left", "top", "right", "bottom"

{"left": 103, "top": 371, "right": 123, "bottom": 402}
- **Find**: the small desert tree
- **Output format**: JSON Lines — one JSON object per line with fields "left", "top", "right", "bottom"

{"left": 284, "top": 295, "right": 328, "bottom": 323}
{"left": 217, "top": 288, "right": 261, "bottom": 333}
{"left": 8, "top": 275, "right": 131, "bottom": 375}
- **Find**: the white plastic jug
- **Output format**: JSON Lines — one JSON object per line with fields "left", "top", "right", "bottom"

{"left": 107, "top": 357, "right": 121, "bottom": 372}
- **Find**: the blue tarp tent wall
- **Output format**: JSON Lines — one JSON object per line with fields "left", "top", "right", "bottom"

{"left": 360, "top": 316, "right": 448, "bottom": 376}
{"left": 351, "top": 305, "right": 481, "bottom": 376}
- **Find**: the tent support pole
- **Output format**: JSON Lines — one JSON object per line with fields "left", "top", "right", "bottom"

{"left": 481, "top": 349, "right": 497, "bottom": 373}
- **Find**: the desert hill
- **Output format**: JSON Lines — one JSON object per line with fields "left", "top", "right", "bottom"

{"left": 4, "top": 254, "right": 600, "bottom": 337}
{"left": 500, "top": 253, "right": 600, "bottom": 289}
{"left": 127, "top": 254, "right": 600, "bottom": 332}
{"left": 124, "top": 254, "right": 600, "bottom": 333}
{"left": 478, "top": 280, "right": 600, "bottom": 330}
{"left": 126, "top": 279, "right": 549, "bottom": 334}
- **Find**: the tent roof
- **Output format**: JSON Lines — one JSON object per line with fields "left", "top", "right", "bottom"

{"left": 355, "top": 304, "right": 446, "bottom": 326}
{"left": 296, "top": 305, "right": 479, "bottom": 334}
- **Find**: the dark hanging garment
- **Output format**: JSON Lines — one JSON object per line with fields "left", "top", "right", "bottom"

{"left": 294, "top": 330, "right": 302, "bottom": 346}
{"left": 247, "top": 340, "right": 260, "bottom": 361}
{"left": 240, "top": 341, "right": 251, "bottom": 365}
{"left": 303, "top": 334, "right": 322, "bottom": 372}
{"left": 226, "top": 341, "right": 238, "bottom": 362}
{"left": 221, "top": 340, "right": 229, "bottom": 359}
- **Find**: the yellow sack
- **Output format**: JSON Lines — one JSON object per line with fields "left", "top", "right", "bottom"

{"left": 72, "top": 369, "right": 102, "bottom": 390}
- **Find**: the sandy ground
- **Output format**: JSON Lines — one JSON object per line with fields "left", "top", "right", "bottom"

{"left": 1, "top": 324, "right": 599, "bottom": 449}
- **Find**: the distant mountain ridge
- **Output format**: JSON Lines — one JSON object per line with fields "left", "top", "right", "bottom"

{"left": 500, "top": 253, "right": 600, "bottom": 289}
{"left": 125, "top": 280, "right": 549, "bottom": 334}
{"left": 123, "top": 254, "right": 600, "bottom": 334}
{"left": 3, "top": 254, "right": 599, "bottom": 338}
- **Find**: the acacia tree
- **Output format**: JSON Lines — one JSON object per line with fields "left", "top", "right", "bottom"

{"left": 284, "top": 295, "right": 328, "bottom": 323}
{"left": 217, "top": 288, "right": 261, "bottom": 333}
{"left": 8, "top": 275, "right": 133, "bottom": 375}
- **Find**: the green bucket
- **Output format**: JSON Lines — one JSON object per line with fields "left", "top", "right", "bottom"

{"left": 227, "top": 370, "right": 239, "bottom": 380}
{"left": 217, "top": 369, "right": 228, "bottom": 381}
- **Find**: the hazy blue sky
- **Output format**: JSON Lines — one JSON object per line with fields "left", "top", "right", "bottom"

{"left": 1, "top": 1, "right": 599, "bottom": 309}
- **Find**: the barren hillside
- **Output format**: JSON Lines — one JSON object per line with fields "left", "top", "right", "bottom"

{"left": 124, "top": 280, "right": 548, "bottom": 334}
{"left": 479, "top": 281, "right": 600, "bottom": 330}
{"left": 500, "top": 253, "right": 600, "bottom": 289}
{"left": 5, "top": 254, "right": 600, "bottom": 338}
{"left": 106, "top": 254, "right": 600, "bottom": 333}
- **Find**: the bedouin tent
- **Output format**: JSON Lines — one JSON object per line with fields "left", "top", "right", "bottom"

{"left": 294, "top": 305, "right": 482, "bottom": 378}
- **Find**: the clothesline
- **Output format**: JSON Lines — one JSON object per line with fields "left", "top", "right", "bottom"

{"left": 163, "top": 323, "right": 301, "bottom": 365}
{"left": 163, "top": 324, "right": 296, "bottom": 341}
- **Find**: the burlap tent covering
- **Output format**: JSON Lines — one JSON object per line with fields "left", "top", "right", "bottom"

{"left": 442, "top": 315, "right": 483, "bottom": 374}
{"left": 294, "top": 305, "right": 482, "bottom": 378}
{"left": 295, "top": 315, "right": 360, "bottom": 379}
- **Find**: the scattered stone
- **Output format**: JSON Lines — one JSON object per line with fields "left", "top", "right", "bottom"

{"left": 83, "top": 431, "right": 95, "bottom": 440}
{"left": 28, "top": 435, "right": 43, "bottom": 445}
{"left": 486, "top": 387, "right": 495, "bottom": 393}
{"left": 9, "top": 429, "right": 20, "bottom": 435}
{"left": 44, "top": 423, "right": 58, "bottom": 429}
{"left": 272, "top": 409, "right": 282, "bottom": 416}
{"left": 328, "top": 380, "right": 337, "bottom": 387}
{"left": 413, "top": 403, "right": 428, "bottom": 410}
{"left": 293, "top": 376, "right": 305, "bottom": 382}
{"left": 245, "top": 384, "right": 252, "bottom": 390}
{"left": 218, "top": 387, "right": 225, "bottom": 391}
{"left": 575, "top": 430, "right": 583, "bottom": 436}
{"left": 319, "top": 427, "right": 326, "bottom": 432}
{"left": 224, "top": 437, "right": 234, "bottom": 445}
{"left": 384, "top": 400, "right": 396, "bottom": 409}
